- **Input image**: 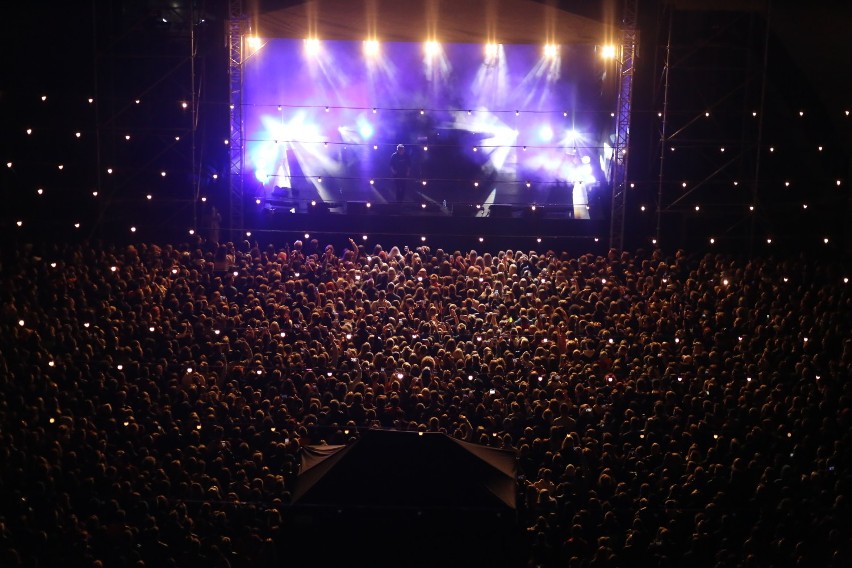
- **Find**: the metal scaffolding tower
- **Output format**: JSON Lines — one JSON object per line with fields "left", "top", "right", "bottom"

{"left": 228, "top": 0, "right": 246, "bottom": 241}
{"left": 609, "top": 0, "right": 639, "bottom": 251}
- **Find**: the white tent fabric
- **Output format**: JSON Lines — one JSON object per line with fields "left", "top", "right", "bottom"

{"left": 256, "top": 0, "right": 613, "bottom": 44}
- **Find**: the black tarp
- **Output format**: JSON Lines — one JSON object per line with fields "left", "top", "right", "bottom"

{"left": 283, "top": 430, "right": 523, "bottom": 567}
{"left": 293, "top": 429, "right": 516, "bottom": 510}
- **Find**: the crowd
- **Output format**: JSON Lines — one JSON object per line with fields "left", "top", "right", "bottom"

{"left": 1, "top": 236, "right": 850, "bottom": 567}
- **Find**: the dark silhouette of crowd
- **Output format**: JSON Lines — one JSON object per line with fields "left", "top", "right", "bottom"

{"left": 1, "top": 237, "right": 850, "bottom": 567}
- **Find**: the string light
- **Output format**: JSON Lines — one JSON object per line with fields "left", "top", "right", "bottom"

{"left": 6, "top": 90, "right": 851, "bottom": 245}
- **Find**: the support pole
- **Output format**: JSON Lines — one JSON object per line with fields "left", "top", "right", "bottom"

{"left": 656, "top": 9, "right": 672, "bottom": 244}
{"left": 228, "top": 0, "right": 246, "bottom": 242}
{"left": 609, "top": 0, "right": 639, "bottom": 252}
{"left": 750, "top": 0, "right": 772, "bottom": 256}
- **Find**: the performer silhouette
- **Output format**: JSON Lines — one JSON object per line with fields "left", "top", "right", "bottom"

{"left": 390, "top": 144, "right": 411, "bottom": 202}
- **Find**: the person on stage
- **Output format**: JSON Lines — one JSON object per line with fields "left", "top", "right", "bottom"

{"left": 390, "top": 144, "right": 411, "bottom": 202}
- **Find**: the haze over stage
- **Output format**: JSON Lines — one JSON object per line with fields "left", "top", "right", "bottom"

{"left": 239, "top": 36, "right": 617, "bottom": 222}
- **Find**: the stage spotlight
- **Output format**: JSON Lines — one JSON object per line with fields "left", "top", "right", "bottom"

{"left": 304, "top": 38, "right": 321, "bottom": 57}
{"left": 358, "top": 121, "right": 374, "bottom": 139}
{"left": 247, "top": 36, "right": 262, "bottom": 51}
{"left": 601, "top": 44, "right": 617, "bottom": 59}
{"left": 424, "top": 40, "right": 441, "bottom": 57}
{"left": 544, "top": 44, "right": 559, "bottom": 58}
{"left": 538, "top": 125, "right": 554, "bottom": 142}
{"left": 363, "top": 39, "right": 380, "bottom": 57}
{"left": 485, "top": 43, "right": 499, "bottom": 58}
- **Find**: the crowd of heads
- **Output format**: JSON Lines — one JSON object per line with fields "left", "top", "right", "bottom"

{"left": 1, "top": 236, "right": 851, "bottom": 567}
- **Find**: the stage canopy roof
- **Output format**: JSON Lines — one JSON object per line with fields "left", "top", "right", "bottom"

{"left": 255, "top": 0, "right": 615, "bottom": 45}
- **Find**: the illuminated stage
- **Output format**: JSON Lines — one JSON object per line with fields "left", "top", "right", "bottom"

{"left": 231, "top": 1, "right": 622, "bottom": 240}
